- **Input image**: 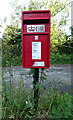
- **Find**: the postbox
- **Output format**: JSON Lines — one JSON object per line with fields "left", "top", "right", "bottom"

{"left": 22, "top": 10, "right": 51, "bottom": 68}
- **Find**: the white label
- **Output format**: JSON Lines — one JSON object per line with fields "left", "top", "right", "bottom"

{"left": 27, "top": 25, "right": 45, "bottom": 33}
{"left": 35, "top": 36, "right": 38, "bottom": 40}
{"left": 32, "top": 42, "right": 41, "bottom": 59}
{"left": 33, "top": 62, "right": 45, "bottom": 66}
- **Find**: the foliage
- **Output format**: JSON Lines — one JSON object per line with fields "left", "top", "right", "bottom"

{"left": 9, "top": 1, "right": 26, "bottom": 26}
{"left": 51, "top": 53, "right": 73, "bottom": 64}
{"left": 71, "top": 26, "right": 73, "bottom": 36}
{"left": 2, "top": 25, "right": 21, "bottom": 67}
{"left": 2, "top": 80, "right": 73, "bottom": 119}
{"left": 50, "top": 24, "right": 66, "bottom": 53}
{"left": 28, "top": 0, "right": 48, "bottom": 11}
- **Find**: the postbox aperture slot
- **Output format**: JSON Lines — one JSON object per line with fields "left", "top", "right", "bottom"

{"left": 24, "top": 19, "right": 49, "bottom": 24}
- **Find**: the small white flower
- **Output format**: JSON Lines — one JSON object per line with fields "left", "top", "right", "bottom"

{"left": 26, "top": 101, "right": 28, "bottom": 104}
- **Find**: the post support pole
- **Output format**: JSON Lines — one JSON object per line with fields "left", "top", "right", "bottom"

{"left": 33, "top": 68, "right": 39, "bottom": 113}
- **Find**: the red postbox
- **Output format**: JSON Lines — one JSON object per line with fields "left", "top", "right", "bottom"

{"left": 22, "top": 10, "right": 51, "bottom": 68}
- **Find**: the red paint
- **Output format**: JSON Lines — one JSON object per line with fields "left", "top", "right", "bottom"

{"left": 22, "top": 10, "right": 51, "bottom": 68}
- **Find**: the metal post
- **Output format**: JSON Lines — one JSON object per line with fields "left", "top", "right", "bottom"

{"left": 33, "top": 68, "right": 39, "bottom": 113}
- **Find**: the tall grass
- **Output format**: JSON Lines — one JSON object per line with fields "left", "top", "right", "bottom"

{"left": 2, "top": 81, "right": 34, "bottom": 119}
{"left": 2, "top": 80, "right": 73, "bottom": 119}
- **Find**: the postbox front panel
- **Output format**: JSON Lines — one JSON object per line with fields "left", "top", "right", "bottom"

{"left": 22, "top": 10, "right": 51, "bottom": 68}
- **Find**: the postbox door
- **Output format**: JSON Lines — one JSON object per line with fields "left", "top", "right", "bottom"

{"left": 22, "top": 34, "right": 50, "bottom": 68}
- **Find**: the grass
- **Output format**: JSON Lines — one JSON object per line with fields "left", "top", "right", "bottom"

{"left": 38, "top": 92, "right": 72, "bottom": 118}
{"left": 2, "top": 80, "right": 73, "bottom": 119}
